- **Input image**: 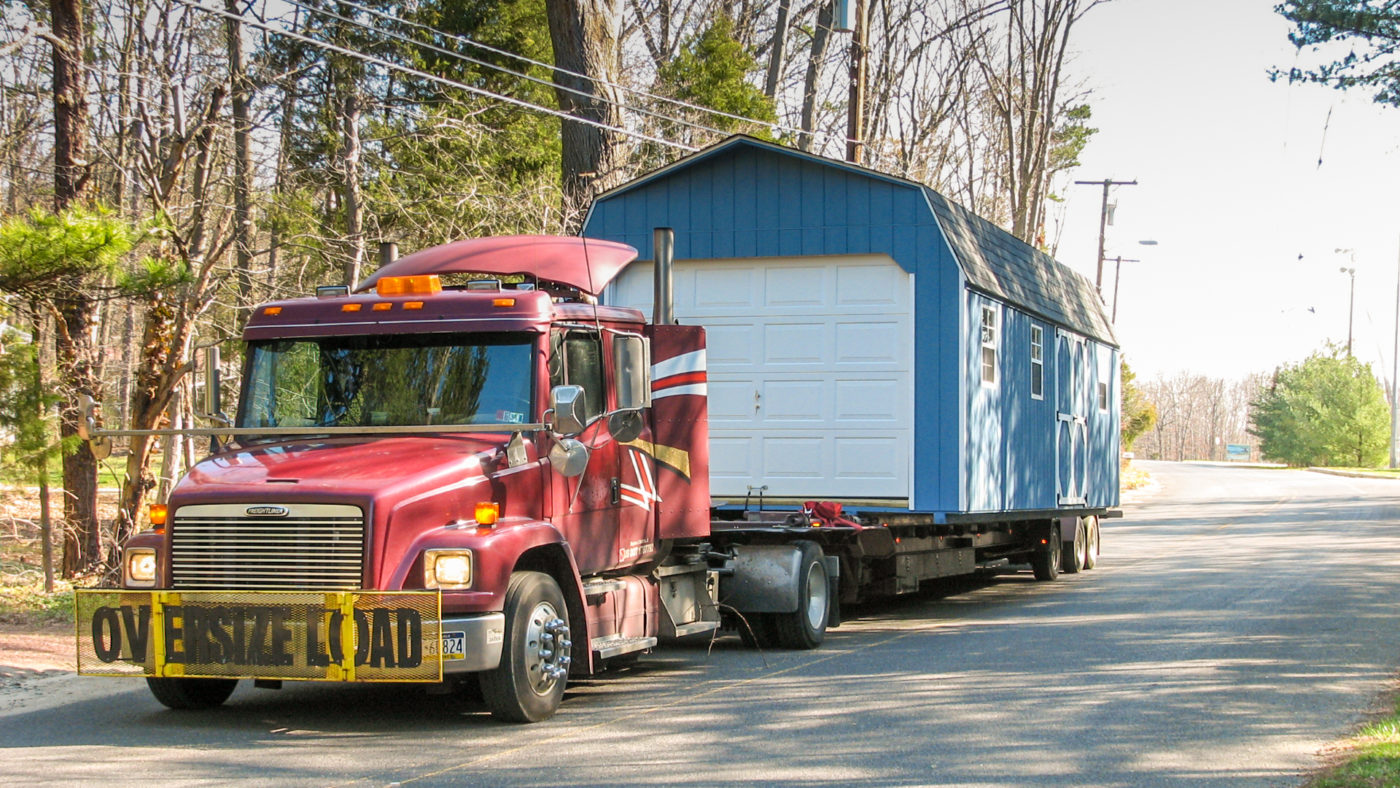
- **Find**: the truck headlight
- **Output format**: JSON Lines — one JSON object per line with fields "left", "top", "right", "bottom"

{"left": 425, "top": 550, "right": 472, "bottom": 590}
{"left": 124, "top": 548, "right": 158, "bottom": 588}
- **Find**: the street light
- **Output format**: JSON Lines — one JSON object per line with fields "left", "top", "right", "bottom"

{"left": 1336, "top": 249, "right": 1356, "bottom": 356}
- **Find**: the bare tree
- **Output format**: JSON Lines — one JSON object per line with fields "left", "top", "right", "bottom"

{"left": 548, "top": 0, "right": 629, "bottom": 225}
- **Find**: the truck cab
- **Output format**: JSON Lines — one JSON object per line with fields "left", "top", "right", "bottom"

{"left": 95, "top": 236, "right": 719, "bottom": 722}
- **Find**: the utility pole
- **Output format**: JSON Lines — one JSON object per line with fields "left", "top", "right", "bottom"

{"left": 845, "top": 0, "right": 868, "bottom": 164}
{"left": 1392, "top": 237, "right": 1400, "bottom": 468}
{"left": 1338, "top": 262, "right": 1356, "bottom": 356}
{"left": 1075, "top": 179, "right": 1137, "bottom": 292}
{"left": 1110, "top": 256, "right": 1139, "bottom": 323}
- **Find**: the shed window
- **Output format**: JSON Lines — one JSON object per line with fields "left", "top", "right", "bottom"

{"left": 980, "top": 305, "right": 998, "bottom": 385}
{"left": 1030, "top": 325, "right": 1044, "bottom": 399}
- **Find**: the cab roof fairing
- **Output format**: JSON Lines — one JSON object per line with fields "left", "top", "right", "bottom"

{"left": 354, "top": 235, "right": 640, "bottom": 298}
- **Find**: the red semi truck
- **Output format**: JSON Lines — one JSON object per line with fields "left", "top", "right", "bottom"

{"left": 76, "top": 234, "right": 1110, "bottom": 722}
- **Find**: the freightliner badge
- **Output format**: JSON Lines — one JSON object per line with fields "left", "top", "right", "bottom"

{"left": 75, "top": 590, "right": 443, "bottom": 682}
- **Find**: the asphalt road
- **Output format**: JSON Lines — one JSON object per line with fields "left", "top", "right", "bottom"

{"left": 5, "top": 461, "right": 1400, "bottom": 787}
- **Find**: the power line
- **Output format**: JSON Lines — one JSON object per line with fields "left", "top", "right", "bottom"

{"left": 175, "top": 0, "right": 697, "bottom": 153}
{"left": 303, "top": 0, "right": 854, "bottom": 147}
{"left": 279, "top": 0, "right": 739, "bottom": 141}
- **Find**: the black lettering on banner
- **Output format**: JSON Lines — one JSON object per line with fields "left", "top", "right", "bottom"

{"left": 164, "top": 605, "right": 186, "bottom": 664}
{"left": 209, "top": 609, "right": 234, "bottom": 664}
{"left": 328, "top": 610, "right": 345, "bottom": 664}
{"left": 231, "top": 607, "right": 246, "bottom": 666}
{"left": 396, "top": 609, "right": 422, "bottom": 668}
{"left": 270, "top": 608, "right": 293, "bottom": 667}
{"left": 305, "top": 610, "right": 330, "bottom": 667}
{"left": 353, "top": 610, "right": 371, "bottom": 666}
{"left": 120, "top": 605, "right": 151, "bottom": 662}
{"left": 368, "top": 608, "right": 396, "bottom": 668}
{"left": 185, "top": 607, "right": 210, "bottom": 664}
{"left": 91, "top": 607, "right": 122, "bottom": 663}
{"left": 247, "top": 607, "right": 270, "bottom": 665}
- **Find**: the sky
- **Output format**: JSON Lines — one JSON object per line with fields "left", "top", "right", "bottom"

{"left": 1055, "top": 0, "right": 1400, "bottom": 383}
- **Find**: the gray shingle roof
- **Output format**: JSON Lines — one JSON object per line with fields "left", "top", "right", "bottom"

{"left": 924, "top": 188, "right": 1116, "bottom": 347}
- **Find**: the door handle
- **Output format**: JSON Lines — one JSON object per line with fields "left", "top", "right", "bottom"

{"left": 610, "top": 477, "right": 621, "bottom": 505}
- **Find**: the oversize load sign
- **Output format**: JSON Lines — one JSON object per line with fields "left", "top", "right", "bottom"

{"left": 76, "top": 590, "right": 442, "bottom": 683}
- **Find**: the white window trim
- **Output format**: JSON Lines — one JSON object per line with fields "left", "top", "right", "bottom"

{"left": 1030, "top": 325, "right": 1044, "bottom": 400}
{"left": 980, "top": 305, "right": 998, "bottom": 386}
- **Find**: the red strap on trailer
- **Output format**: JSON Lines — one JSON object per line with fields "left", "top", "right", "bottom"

{"left": 803, "top": 500, "right": 864, "bottom": 530}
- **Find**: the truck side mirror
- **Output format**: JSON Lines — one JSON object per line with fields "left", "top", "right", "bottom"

{"left": 199, "top": 345, "right": 222, "bottom": 418}
{"left": 549, "top": 385, "right": 587, "bottom": 436}
{"left": 613, "top": 335, "right": 651, "bottom": 411}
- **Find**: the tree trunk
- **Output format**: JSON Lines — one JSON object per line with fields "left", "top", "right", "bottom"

{"left": 764, "top": 0, "right": 792, "bottom": 100}
{"left": 51, "top": 0, "right": 104, "bottom": 576}
{"left": 225, "top": 0, "right": 256, "bottom": 310}
{"left": 546, "top": 0, "right": 626, "bottom": 227}
{"left": 799, "top": 1, "right": 834, "bottom": 152}
{"left": 341, "top": 86, "right": 365, "bottom": 287}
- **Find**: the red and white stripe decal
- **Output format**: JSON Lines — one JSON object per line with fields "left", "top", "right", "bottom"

{"left": 652, "top": 349, "right": 707, "bottom": 400}
{"left": 619, "top": 446, "right": 661, "bottom": 511}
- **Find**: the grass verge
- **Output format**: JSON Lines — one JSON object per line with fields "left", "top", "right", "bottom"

{"left": 1307, "top": 700, "right": 1400, "bottom": 787}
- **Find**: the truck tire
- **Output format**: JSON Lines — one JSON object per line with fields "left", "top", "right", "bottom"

{"left": 1083, "top": 516, "right": 1100, "bottom": 570}
{"left": 481, "top": 571, "right": 572, "bottom": 723}
{"left": 1062, "top": 519, "right": 1086, "bottom": 574}
{"left": 146, "top": 677, "right": 238, "bottom": 710}
{"left": 771, "top": 541, "right": 829, "bottom": 650}
{"left": 1030, "top": 525, "right": 1060, "bottom": 582}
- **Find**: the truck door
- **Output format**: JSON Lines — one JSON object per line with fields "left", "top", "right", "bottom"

{"left": 1055, "top": 329, "right": 1089, "bottom": 506}
{"left": 548, "top": 329, "right": 655, "bottom": 575}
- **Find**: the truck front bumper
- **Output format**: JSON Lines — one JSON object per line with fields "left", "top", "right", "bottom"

{"left": 438, "top": 613, "right": 505, "bottom": 673}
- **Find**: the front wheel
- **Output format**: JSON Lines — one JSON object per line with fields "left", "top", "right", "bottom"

{"left": 146, "top": 677, "right": 238, "bottom": 710}
{"left": 771, "top": 541, "right": 829, "bottom": 650}
{"left": 480, "top": 571, "right": 572, "bottom": 723}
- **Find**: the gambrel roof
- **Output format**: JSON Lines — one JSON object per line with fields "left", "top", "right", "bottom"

{"left": 585, "top": 135, "right": 1116, "bottom": 346}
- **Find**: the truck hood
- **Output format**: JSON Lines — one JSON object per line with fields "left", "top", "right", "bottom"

{"left": 174, "top": 434, "right": 508, "bottom": 502}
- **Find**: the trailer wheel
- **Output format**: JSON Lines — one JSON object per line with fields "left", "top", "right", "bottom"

{"left": 1031, "top": 525, "right": 1060, "bottom": 582}
{"left": 1062, "top": 519, "right": 1086, "bottom": 574}
{"left": 1083, "top": 516, "right": 1100, "bottom": 570}
{"left": 771, "top": 541, "right": 829, "bottom": 650}
{"left": 146, "top": 677, "right": 238, "bottom": 710}
{"left": 480, "top": 571, "right": 571, "bottom": 723}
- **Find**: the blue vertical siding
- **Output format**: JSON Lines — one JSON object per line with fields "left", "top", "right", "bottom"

{"left": 584, "top": 138, "right": 1117, "bottom": 517}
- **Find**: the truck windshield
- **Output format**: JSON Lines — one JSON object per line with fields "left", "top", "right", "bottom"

{"left": 238, "top": 333, "right": 535, "bottom": 430}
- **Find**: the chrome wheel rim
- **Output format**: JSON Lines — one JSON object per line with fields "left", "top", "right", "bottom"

{"left": 523, "top": 601, "right": 570, "bottom": 695}
{"left": 804, "top": 561, "right": 829, "bottom": 631}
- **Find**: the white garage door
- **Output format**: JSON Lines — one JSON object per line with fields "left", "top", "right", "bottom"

{"left": 608, "top": 255, "right": 913, "bottom": 503}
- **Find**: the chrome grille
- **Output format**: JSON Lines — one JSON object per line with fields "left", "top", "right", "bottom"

{"left": 170, "top": 503, "right": 365, "bottom": 590}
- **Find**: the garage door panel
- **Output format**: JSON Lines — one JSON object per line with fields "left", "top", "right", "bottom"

{"left": 694, "top": 268, "right": 756, "bottom": 307}
{"left": 708, "top": 381, "right": 754, "bottom": 422}
{"left": 764, "top": 266, "right": 828, "bottom": 306}
{"left": 834, "top": 437, "right": 902, "bottom": 481}
{"left": 705, "top": 325, "right": 757, "bottom": 365}
{"left": 762, "top": 437, "right": 825, "bottom": 478}
{"left": 837, "top": 264, "right": 902, "bottom": 305}
{"left": 710, "top": 437, "right": 755, "bottom": 483}
{"left": 836, "top": 379, "right": 902, "bottom": 421}
{"left": 836, "top": 320, "right": 902, "bottom": 364}
{"left": 762, "top": 380, "right": 825, "bottom": 421}
{"left": 764, "top": 323, "right": 825, "bottom": 364}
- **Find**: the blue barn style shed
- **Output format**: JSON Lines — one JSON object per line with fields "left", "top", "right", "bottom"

{"left": 585, "top": 136, "right": 1119, "bottom": 520}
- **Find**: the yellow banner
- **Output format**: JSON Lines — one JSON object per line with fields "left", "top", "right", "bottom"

{"left": 76, "top": 590, "right": 442, "bottom": 683}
